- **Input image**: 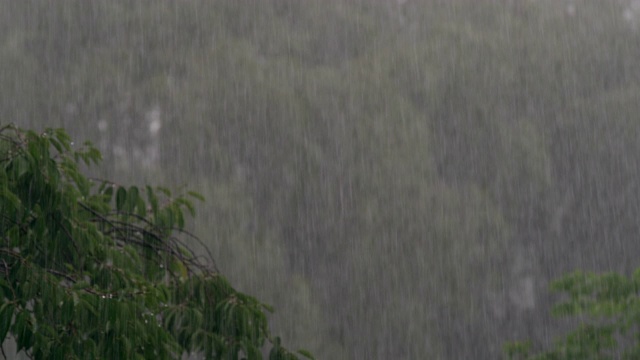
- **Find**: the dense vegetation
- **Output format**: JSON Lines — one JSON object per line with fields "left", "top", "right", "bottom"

{"left": 506, "top": 270, "right": 640, "bottom": 359}
{"left": 0, "top": 125, "right": 310, "bottom": 359}
{"left": 3, "top": 0, "right": 640, "bottom": 358}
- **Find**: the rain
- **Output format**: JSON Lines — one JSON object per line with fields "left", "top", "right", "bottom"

{"left": 2, "top": 0, "right": 640, "bottom": 358}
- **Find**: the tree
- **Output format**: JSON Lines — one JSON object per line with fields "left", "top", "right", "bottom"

{"left": 505, "top": 270, "right": 640, "bottom": 359}
{"left": 0, "top": 124, "right": 312, "bottom": 360}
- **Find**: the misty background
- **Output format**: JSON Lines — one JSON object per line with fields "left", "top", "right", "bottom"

{"left": 2, "top": 0, "right": 640, "bottom": 358}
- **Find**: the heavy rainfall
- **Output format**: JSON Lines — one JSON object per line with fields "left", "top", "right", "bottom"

{"left": 2, "top": 0, "right": 640, "bottom": 359}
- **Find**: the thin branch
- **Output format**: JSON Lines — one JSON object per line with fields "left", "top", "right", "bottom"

{"left": 79, "top": 202, "right": 218, "bottom": 273}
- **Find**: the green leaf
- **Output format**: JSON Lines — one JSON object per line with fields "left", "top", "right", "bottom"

{"left": 170, "top": 259, "right": 188, "bottom": 279}
{"left": 176, "top": 198, "right": 196, "bottom": 217}
{"left": 103, "top": 185, "right": 114, "bottom": 200}
{"left": 49, "top": 137, "right": 64, "bottom": 154}
{"left": 146, "top": 186, "right": 158, "bottom": 213}
{"left": 53, "top": 128, "right": 72, "bottom": 149}
{"left": 0, "top": 187, "right": 21, "bottom": 208}
{"left": 157, "top": 187, "right": 171, "bottom": 197}
{"left": 116, "top": 187, "right": 127, "bottom": 211}
{"left": 127, "top": 186, "right": 139, "bottom": 213}
{"left": 136, "top": 197, "right": 146, "bottom": 217}
{"left": 187, "top": 191, "right": 205, "bottom": 202}
{"left": 14, "top": 311, "right": 33, "bottom": 351}
{"left": 176, "top": 208, "right": 185, "bottom": 229}
{"left": 0, "top": 303, "right": 14, "bottom": 341}
{"left": 297, "top": 349, "right": 315, "bottom": 359}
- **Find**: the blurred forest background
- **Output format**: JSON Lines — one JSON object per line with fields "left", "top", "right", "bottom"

{"left": 3, "top": 0, "right": 640, "bottom": 358}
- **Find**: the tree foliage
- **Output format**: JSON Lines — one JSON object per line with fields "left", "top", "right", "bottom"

{"left": 0, "top": 124, "right": 310, "bottom": 359}
{"left": 505, "top": 270, "right": 640, "bottom": 359}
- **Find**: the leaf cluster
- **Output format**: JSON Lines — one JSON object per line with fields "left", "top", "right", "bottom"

{"left": 505, "top": 270, "right": 640, "bottom": 359}
{"left": 0, "top": 124, "right": 312, "bottom": 359}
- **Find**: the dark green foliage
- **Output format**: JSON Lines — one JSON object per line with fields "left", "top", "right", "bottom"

{"left": 0, "top": 124, "right": 310, "bottom": 359}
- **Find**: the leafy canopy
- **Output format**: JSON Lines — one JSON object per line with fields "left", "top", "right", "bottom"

{"left": 0, "top": 124, "right": 312, "bottom": 359}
